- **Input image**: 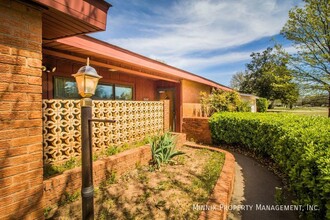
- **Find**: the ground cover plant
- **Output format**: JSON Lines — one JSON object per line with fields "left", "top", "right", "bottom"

{"left": 209, "top": 112, "right": 330, "bottom": 219}
{"left": 46, "top": 146, "right": 225, "bottom": 219}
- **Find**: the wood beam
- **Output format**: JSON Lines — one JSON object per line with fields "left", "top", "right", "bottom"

{"left": 43, "top": 49, "right": 180, "bottom": 83}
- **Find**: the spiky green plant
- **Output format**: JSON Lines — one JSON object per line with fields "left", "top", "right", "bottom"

{"left": 149, "top": 133, "right": 184, "bottom": 168}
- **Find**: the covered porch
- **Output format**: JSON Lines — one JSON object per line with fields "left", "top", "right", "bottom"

{"left": 42, "top": 35, "right": 183, "bottom": 132}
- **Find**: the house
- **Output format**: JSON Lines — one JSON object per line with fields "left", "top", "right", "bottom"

{"left": 42, "top": 35, "right": 232, "bottom": 132}
{"left": 0, "top": 0, "right": 111, "bottom": 218}
{"left": 240, "top": 93, "right": 258, "bottom": 112}
{"left": 0, "top": 0, "right": 254, "bottom": 218}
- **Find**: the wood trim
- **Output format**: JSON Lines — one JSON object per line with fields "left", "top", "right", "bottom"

{"left": 43, "top": 49, "right": 180, "bottom": 83}
{"left": 32, "top": 0, "right": 110, "bottom": 29}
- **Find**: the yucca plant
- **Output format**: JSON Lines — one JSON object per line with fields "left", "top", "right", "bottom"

{"left": 150, "top": 133, "right": 184, "bottom": 168}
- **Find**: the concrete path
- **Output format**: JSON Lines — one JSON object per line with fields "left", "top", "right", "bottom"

{"left": 227, "top": 152, "right": 299, "bottom": 220}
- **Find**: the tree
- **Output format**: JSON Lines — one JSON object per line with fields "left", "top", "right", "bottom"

{"left": 230, "top": 71, "right": 246, "bottom": 90}
{"left": 281, "top": 0, "right": 330, "bottom": 116}
{"left": 233, "top": 45, "right": 299, "bottom": 108}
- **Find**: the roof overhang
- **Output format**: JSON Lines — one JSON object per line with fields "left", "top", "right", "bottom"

{"left": 29, "top": 0, "right": 111, "bottom": 41}
{"left": 240, "top": 93, "right": 259, "bottom": 98}
{"left": 43, "top": 35, "right": 232, "bottom": 90}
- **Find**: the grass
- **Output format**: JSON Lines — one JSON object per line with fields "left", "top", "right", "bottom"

{"left": 44, "top": 157, "right": 80, "bottom": 179}
{"left": 44, "top": 137, "right": 150, "bottom": 179}
{"left": 49, "top": 146, "right": 226, "bottom": 219}
{"left": 100, "top": 171, "right": 117, "bottom": 188}
{"left": 194, "top": 149, "right": 225, "bottom": 194}
{"left": 59, "top": 191, "right": 80, "bottom": 206}
{"left": 267, "top": 106, "right": 328, "bottom": 117}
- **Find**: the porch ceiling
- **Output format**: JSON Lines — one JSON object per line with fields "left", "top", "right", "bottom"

{"left": 30, "top": 0, "right": 111, "bottom": 41}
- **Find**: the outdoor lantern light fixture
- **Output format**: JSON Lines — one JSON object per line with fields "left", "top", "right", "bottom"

{"left": 73, "top": 58, "right": 114, "bottom": 220}
{"left": 72, "top": 57, "right": 102, "bottom": 98}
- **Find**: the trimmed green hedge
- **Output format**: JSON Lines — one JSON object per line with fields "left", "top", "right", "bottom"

{"left": 256, "top": 98, "right": 268, "bottom": 112}
{"left": 209, "top": 112, "right": 330, "bottom": 219}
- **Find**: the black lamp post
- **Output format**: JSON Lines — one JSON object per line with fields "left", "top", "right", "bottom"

{"left": 72, "top": 58, "right": 102, "bottom": 220}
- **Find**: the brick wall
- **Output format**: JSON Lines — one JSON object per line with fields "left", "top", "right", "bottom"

{"left": 182, "top": 117, "right": 212, "bottom": 144}
{"left": 171, "top": 132, "right": 186, "bottom": 149}
{"left": 43, "top": 133, "right": 186, "bottom": 209}
{"left": 0, "top": 1, "right": 43, "bottom": 219}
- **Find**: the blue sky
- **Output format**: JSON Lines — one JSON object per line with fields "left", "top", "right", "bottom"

{"left": 91, "top": 0, "right": 302, "bottom": 87}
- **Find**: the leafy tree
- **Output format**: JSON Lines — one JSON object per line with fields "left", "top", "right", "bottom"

{"left": 233, "top": 45, "right": 299, "bottom": 108}
{"left": 230, "top": 71, "right": 246, "bottom": 90}
{"left": 302, "top": 93, "right": 330, "bottom": 106}
{"left": 281, "top": 0, "right": 330, "bottom": 116}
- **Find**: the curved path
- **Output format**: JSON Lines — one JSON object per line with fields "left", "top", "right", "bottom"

{"left": 228, "top": 151, "right": 299, "bottom": 220}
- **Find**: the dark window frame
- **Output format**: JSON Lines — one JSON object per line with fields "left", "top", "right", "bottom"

{"left": 53, "top": 76, "right": 133, "bottom": 101}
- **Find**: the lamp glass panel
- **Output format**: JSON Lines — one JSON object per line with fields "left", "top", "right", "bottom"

{"left": 74, "top": 75, "right": 87, "bottom": 97}
{"left": 84, "top": 75, "right": 99, "bottom": 96}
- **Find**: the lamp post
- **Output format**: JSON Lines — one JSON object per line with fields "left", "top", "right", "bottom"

{"left": 72, "top": 58, "right": 102, "bottom": 220}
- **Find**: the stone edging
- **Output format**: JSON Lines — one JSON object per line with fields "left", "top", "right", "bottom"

{"left": 184, "top": 142, "right": 236, "bottom": 220}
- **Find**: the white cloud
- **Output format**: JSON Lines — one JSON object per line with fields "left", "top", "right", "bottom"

{"left": 99, "top": 0, "right": 301, "bottom": 85}
{"left": 159, "top": 51, "right": 252, "bottom": 72}
{"left": 107, "top": 0, "right": 296, "bottom": 55}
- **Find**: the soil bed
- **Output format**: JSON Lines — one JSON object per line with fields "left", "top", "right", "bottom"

{"left": 47, "top": 146, "right": 225, "bottom": 219}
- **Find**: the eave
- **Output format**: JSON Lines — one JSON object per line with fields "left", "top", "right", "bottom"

{"left": 43, "top": 35, "right": 232, "bottom": 90}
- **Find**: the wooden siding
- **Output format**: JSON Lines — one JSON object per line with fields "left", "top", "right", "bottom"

{"left": 156, "top": 80, "right": 182, "bottom": 132}
{"left": 42, "top": 56, "right": 156, "bottom": 101}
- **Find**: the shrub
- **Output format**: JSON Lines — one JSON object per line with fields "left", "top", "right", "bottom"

{"left": 256, "top": 98, "right": 268, "bottom": 112}
{"left": 200, "top": 88, "right": 250, "bottom": 116}
{"left": 149, "top": 133, "right": 184, "bottom": 168}
{"left": 238, "top": 100, "right": 252, "bottom": 112}
{"left": 209, "top": 112, "right": 330, "bottom": 219}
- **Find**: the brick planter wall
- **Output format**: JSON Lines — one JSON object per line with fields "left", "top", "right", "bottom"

{"left": 43, "top": 145, "right": 152, "bottom": 208}
{"left": 182, "top": 117, "right": 212, "bottom": 144}
{"left": 43, "top": 133, "right": 186, "bottom": 209}
{"left": 0, "top": 1, "right": 43, "bottom": 219}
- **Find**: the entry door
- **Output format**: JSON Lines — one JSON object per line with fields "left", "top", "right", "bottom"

{"left": 158, "top": 89, "right": 175, "bottom": 131}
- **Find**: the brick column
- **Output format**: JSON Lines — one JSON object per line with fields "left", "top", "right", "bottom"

{"left": 0, "top": 1, "right": 43, "bottom": 219}
{"left": 163, "top": 100, "right": 170, "bottom": 132}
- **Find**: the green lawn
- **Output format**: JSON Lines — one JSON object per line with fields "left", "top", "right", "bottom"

{"left": 267, "top": 107, "right": 328, "bottom": 117}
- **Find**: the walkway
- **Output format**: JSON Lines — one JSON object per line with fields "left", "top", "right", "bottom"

{"left": 228, "top": 151, "right": 299, "bottom": 220}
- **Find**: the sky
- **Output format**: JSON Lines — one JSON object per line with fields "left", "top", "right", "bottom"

{"left": 91, "top": 0, "right": 302, "bottom": 87}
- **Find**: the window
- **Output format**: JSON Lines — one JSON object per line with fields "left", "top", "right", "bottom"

{"left": 54, "top": 77, "right": 80, "bottom": 99}
{"left": 115, "top": 85, "right": 133, "bottom": 100}
{"left": 94, "top": 84, "right": 114, "bottom": 100}
{"left": 53, "top": 76, "right": 133, "bottom": 100}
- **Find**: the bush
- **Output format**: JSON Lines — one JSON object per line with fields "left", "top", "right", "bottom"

{"left": 238, "top": 100, "right": 252, "bottom": 112}
{"left": 200, "top": 89, "right": 250, "bottom": 116}
{"left": 256, "top": 98, "right": 268, "bottom": 112}
{"left": 209, "top": 113, "right": 330, "bottom": 219}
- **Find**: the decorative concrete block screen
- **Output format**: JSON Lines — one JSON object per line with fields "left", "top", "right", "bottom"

{"left": 42, "top": 100, "right": 164, "bottom": 164}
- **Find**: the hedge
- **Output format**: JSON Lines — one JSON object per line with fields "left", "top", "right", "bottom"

{"left": 256, "top": 98, "right": 268, "bottom": 112}
{"left": 209, "top": 112, "right": 330, "bottom": 219}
